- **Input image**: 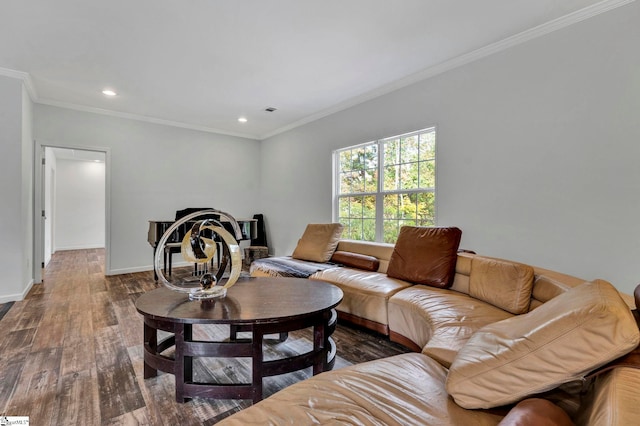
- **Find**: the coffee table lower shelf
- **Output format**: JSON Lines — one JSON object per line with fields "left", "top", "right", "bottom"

{"left": 142, "top": 309, "right": 338, "bottom": 403}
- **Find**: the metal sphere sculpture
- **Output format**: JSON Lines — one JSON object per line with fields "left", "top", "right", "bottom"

{"left": 154, "top": 209, "right": 242, "bottom": 300}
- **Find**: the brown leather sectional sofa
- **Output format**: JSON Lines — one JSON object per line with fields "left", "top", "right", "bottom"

{"left": 225, "top": 234, "right": 640, "bottom": 425}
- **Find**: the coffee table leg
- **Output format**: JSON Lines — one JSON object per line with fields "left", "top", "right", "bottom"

{"left": 229, "top": 324, "right": 238, "bottom": 341}
{"left": 251, "top": 329, "right": 264, "bottom": 403}
{"left": 174, "top": 323, "right": 193, "bottom": 403}
{"left": 143, "top": 320, "right": 157, "bottom": 379}
{"left": 312, "top": 313, "right": 328, "bottom": 376}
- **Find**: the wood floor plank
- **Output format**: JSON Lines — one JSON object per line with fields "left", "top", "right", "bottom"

{"left": 105, "top": 275, "right": 133, "bottom": 303}
{"left": 112, "top": 298, "right": 144, "bottom": 349}
{"left": 102, "top": 407, "right": 152, "bottom": 426}
{"left": 60, "top": 339, "right": 96, "bottom": 377}
{"left": 140, "top": 373, "right": 195, "bottom": 426}
{"left": 128, "top": 346, "right": 174, "bottom": 426}
{"left": 0, "top": 358, "right": 26, "bottom": 414}
{"left": 66, "top": 279, "right": 92, "bottom": 313}
{"left": 91, "top": 291, "right": 119, "bottom": 330}
{"left": 88, "top": 277, "right": 108, "bottom": 294}
{"left": 97, "top": 361, "right": 146, "bottom": 421}
{"left": 53, "top": 369, "right": 101, "bottom": 425}
{"left": 4, "top": 368, "right": 59, "bottom": 425}
{"left": 94, "top": 326, "right": 146, "bottom": 421}
{"left": 0, "top": 328, "right": 36, "bottom": 359}
{"left": 30, "top": 308, "right": 68, "bottom": 352}
{"left": 21, "top": 347, "right": 62, "bottom": 377}
{"left": 11, "top": 302, "right": 45, "bottom": 331}
{"left": 63, "top": 307, "right": 95, "bottom": 347}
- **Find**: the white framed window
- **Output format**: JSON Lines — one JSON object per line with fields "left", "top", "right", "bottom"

{"left": 333, "top": 127, "right": 436, "bottom": 243}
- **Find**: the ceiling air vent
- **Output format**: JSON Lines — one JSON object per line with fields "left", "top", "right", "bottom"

{"left": 264, "top": 107, "right": 277, "bottom": 112}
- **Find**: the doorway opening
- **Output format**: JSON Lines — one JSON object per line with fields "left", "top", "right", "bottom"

{"left": 34, "top": 142, "right": 111, "bottom": 283}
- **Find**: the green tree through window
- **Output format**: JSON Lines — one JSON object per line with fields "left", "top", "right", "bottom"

{"left": 334, "top": 128, "right": 436, "bottom": 243}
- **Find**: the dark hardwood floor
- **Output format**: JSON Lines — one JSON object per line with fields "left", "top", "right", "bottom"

{"left": 0, "top": 249, "right": 410, "bottom": 425}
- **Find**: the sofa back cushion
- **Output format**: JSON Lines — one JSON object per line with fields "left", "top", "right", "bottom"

{"left": 469, "top": 256, "right": 534, "bottom": 315}
{"left": 291, "top": 223, "right": 344, "bottom": 263}
{"left": 446, "top": 280, "right": 640, "bottom": 409}
{"left": 451, "top": 252, "right": 590, "bottom": 310}
{"left": 386, "top": 226, "right": 462, "bottom": 288}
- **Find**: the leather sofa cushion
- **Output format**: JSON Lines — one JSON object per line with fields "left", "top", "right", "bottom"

{"left": 217, "top": 353, "right": 505, "bottom": 426}
{"left": 388, "top": 285, "right": 512, "bottom": 365}
{"left": 387, "top": 226, "right": 462, "bottom": 288}
{"left": 330, "top": 250, "right": 380, "bottom": 271}
{"left": 291, "top": 223, "right": 343, "bottom": 263}
{"left": 311, "top": 268, "right": 411, "bottom": 326}
{"left": 469, "top": 256, "right": 534, "bottom": 315}
{"left": 446, "top": 280, "right": 640, "bottom": 409}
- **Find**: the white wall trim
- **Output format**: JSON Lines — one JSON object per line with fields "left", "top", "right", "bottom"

{"left": 0, "top": 67, "right": 38, "bottom": 102}
{"left": 55, "top": 244, "right": 106, "bottom": 251}
{"left": 107, "top": 260, "right": 196, "bottom": 276}
{"left": 259, "top": 0, "right": 637, "bottom": 139}
{"left": 35, "top": 98, "right": 258, "bottom": 140}
{"left": 1, "top": 67, "right": 257, "bottom": 140}
{"left": 106, "top": 266, "right": 152, "bottom": 276}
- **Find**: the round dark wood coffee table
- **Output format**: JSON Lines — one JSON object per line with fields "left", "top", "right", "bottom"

{"left": 135, "top": 277, "right": 343, "bottom": 403}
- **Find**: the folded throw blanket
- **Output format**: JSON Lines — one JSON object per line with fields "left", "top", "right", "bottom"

{"left": 250, "top": 256, "right": 337, "bottom": 278}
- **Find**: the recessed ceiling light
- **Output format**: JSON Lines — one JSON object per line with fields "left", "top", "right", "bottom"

{"left": 102, "top": 89, "right": 117, "bottom": 97}
{"left": 238, "top": 117, "right": 248, "bottom": 123}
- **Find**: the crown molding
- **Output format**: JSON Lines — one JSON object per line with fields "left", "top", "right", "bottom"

{"left": 0, "top": 66, "right": 38, "bottom": 100}
{"left": 1, "top": 68, "right": 259, "bottom": 140}
{"left": 36, "top": 98, "right": 259, "bottom": 140}
{"left": 0, "top": 66, "right": 28, "bottom": 80}
{"left": 259, "top": 0, "right": 636, "bottom": 140}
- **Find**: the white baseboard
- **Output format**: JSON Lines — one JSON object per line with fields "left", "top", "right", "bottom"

{"left": 106, "top": 260, "right": 194, "bottom": 276}
{"left": 106, "top": 265, "right": 153, "bottom": 275}
{"left": 55, "top": 244, "right": 105, "bottom": 251}
{"left": 0, "top": 279, "right": 36, "bottom": 303}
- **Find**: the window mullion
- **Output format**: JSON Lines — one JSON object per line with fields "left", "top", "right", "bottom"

{"left": 375, "top": 140, "right": 384, "bottom": 242}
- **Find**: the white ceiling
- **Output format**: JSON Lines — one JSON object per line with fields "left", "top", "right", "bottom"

{"left": 0, "top": 0, "right": 628, "bottom": 140}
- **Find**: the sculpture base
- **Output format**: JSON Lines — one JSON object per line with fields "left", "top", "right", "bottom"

{"left": 189, "top": 287, "right": 227, "bottom": 300}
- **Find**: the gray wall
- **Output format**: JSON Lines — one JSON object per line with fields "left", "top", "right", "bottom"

{"left": 0, "top": 76, "right": 25, "bottom": 301}
{"left": 34, "top": 105, "right": 261, "bottom": 274}
{"left": 260, "top": 2, "right": 640, "bottom": 294}
{"left": 21, "top": 81, "right": 34, "bottom": 297}
{"left": 0, "top": 76, "right": 33, "bottom": 303}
